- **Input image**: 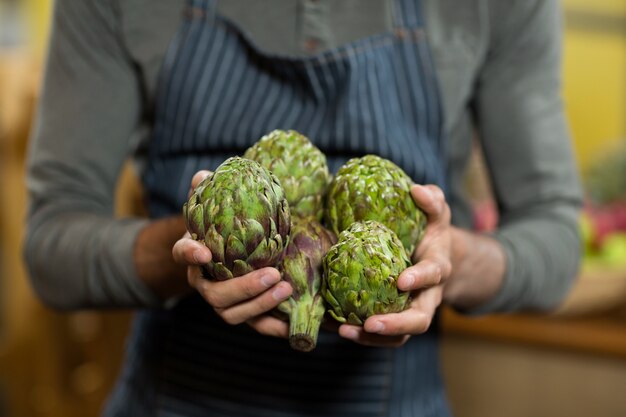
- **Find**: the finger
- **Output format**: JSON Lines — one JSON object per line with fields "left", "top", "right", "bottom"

{"left": 339, "top": 325, "right": 410, "bottom": 348}
{"left": 412, "top": 235, "right": 452, "bottom": 272}
{"left": 413, "top": 285, "right": 445, "bottom": 316}
{"left": 192, "top": 267, "right": 282, "bottom": 308}
{"left": 216, "top": 281, "right": 293, "bottom": 325}
{"left": 246, "top": 315, "right": 289, "bottom": 339}
{"left": 410, "top": 184, "right": 449, "bottom": 224}
{"left": 191, "top": 170, "right": 212, "bottom": 189}
{"left": 359, "top": 286, "right": 442, "bottom": 336}
{"left": 172, "top": 237, "right": 212, "bottom": 265}
{"left": 413, "top": 223, "right": 452, "bottom": 254}
{"left": 361, "top": 311, "right": 431, "bottom": 337}
{"left": 398, "top": 258, "right": 451, "bottom": 291}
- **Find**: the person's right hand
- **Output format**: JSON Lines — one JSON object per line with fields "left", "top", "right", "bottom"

{"left": 172, "top": 170, "right": 293, "bottom": 338}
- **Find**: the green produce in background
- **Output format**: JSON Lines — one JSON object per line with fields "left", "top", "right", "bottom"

{"left": 244, "top": 129, "right": 331, "bottom": 221}
{"left": 584, "top": 142, "right": 626, "bottom": 205}
{"left": 322, "top": 220, "right": 411, "bottom": 325}
{"left": 183, "top": 157, "right": 291, "bottom": 280}
{"left": 325, "top": 155, "right": 426, "bottom": 256}
{"left": 277, "top": 217, "right": 336, "bottom": 352}
{"left": 598, "top": 233, "right": 626, "bottom": 267}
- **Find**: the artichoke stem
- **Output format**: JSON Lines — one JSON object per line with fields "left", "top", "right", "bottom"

{"left": 288, "top": 296, "right": 325, "bottom": 353}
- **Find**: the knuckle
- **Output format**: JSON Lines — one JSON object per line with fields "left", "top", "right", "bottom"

{"left": 171, "top": 243, "right": 183, "bottom": 263}
{"left": 432, "top": 263, "right": 442, "bottom": 285}
{"left": 238, "top": 277, "right": 261, "bottom": 299}
{"left": 441, "top": 260, "right": 452, "bottom": 278}
{"left": 213, "top": 297, "right": 230, "bottom": 309}
{"left": 428, "top": 185, "right": 445, "bottom": 201}
{"left": 203, "top": 289, "right": 217, "bottom": 306}
{"left": 186, "top": 269, "right": 196, "bottom": 286}
{"left": 248, "top": 318, "right": 272, "bottom": 336}
{"left": 418, "top": 315, "right": 432, "bottom": 333}
{"left": 204, "top": 289, "right": 226, "bottom": 308}
{"left": 248, "top": 320, "right": 279, "bottom": 337}
{"left": 258, "top": 292, "right": 280, "bottom": 312}
{"left": 444, "top": 204, "right": 452, "bottom": 221}
{"left": 220, "top": 310, "right": 243, "bottom": 326}
{"left": 174, "top": 243, "right": 192, "bottom": 265}
{"left": 247, "top": 320, "right": 264, "bottom": 335}
{"left": 427, "top": 257, "right": 451, "bottom": 284}
{"left": 180, "top": 239, "right": 195, "bottom": 257}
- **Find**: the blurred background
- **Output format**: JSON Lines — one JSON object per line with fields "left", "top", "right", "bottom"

{"left": 1, "top": 0, "right": 625, "bottom": 416}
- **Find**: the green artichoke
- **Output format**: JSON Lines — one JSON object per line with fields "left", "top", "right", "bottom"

{"left": 244, "top": 129, "right": 331, "bottom": 221}
{"left": 325, "top": 155, "right": 426, "bottom": 256}
{"left": 277, "top": 217, "right": 336, "bottom": 352}
{"left": 322, "top": 220, "right": 411, "bottom": 325}
{"left": 183, "top": 157, "right": 291, "bottom": 280}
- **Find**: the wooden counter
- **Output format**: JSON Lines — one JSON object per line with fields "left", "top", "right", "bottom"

{"left": 442, "top": 265, "right": 626, "bottom": 358}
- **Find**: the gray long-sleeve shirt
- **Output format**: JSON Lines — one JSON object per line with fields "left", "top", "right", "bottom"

{"left": 24, "top": 0, "right": 583, "bottom": 313}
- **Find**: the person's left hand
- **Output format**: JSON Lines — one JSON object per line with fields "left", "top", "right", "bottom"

{"left": 337, "top": 184, "right": 452, "bottom": 347}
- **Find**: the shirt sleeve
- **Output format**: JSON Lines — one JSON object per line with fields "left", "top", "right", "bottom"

{"left": 23, "top": 0, "right": 162, "bottom": 309}
{"left": 468, "top": 0, "right": 583, "bottom": 313}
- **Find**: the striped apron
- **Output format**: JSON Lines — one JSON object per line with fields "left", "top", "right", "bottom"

{"left": 104, "top": 0, "right": 451, "bottom": 416}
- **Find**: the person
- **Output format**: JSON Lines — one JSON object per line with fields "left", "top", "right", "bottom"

{"left": 24, "top": 0, "right": 582, "bottom": 416}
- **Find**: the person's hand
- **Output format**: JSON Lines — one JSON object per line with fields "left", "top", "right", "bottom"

{"left": 172, "top": 170, "right": 293, "bottom": 338}
{"left": 338, "top": 184, "right": 452, "bottom": 347}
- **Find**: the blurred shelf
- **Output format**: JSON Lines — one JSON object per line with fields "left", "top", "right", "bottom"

{"left": 442, "top": 266, "right": 626, "bottom": 359}
{"left": 442, "top": 309, "right": 626, "bottom": 358}
{"left": 554, "top": 263, "right": 626, "bottom": 317}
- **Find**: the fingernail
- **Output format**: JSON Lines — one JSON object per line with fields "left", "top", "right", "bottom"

{"left": 369, "top": 321, "right": 385, "bottom": 333}
{"left": 261, "top": 274, "right": 280, "bottom": 288}
{"left": 193, "top": 250, "right": 210, "bottom": 264}
{"left": 272, "top": 283, "right": 291, "bottom": 301}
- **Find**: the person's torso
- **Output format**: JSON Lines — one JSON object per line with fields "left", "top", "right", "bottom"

{"left": 118, "top": 0, "right": 490, "bottom": 227}
{"left": 105, "top": 1, "right": 459, "bottom": 416}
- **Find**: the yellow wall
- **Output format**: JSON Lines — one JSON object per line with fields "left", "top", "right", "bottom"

{"left": 22, "top": 0, "right": 52, "bottom": 54}
{"left": 562, "top": 1, "right": 626, "bottom": 172}
{"left": 565, "top": 0, "right": 626, "bottom": 15}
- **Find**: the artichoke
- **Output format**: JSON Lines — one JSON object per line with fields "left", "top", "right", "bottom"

{"left": 322, "top": 220, "right": 411, "bottom": 325}
{"left": 277, "top": 217, "right": 336, "bottom": 352}
{"left": 244, "top": 129, "right": 331, "bottom": 221}
{"left": 325, "top": 155, "right": 426, "bottom": 256}
{"left": 183, "top": 157, "right": 291, "bottom": 280}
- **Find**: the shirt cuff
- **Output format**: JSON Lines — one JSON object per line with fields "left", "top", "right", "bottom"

{"left": 457, "top": 216, "right": 581, "bottom": 316}
{"left": 94, "top": 218, "right": 165, "bottom": 308}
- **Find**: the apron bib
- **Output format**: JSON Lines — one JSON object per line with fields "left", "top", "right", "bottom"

{"left": 105, "top": 1, "right": 450, "bottom": 416}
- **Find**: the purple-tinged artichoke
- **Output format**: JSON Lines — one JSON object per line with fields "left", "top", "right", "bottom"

{"left": 322, "top": 220, "right": 411, "bottom": 325}
{"left": 325, "top": 155, "right": 426, "bottom": 256}
{"left": 277, "top": 217, "right": 336, "bottom": 352}
{"left": 244, "top": 130, "right": 331, "bottom": 221}
{"left": 183, "top": 157, "right": 291, "bottom": 280}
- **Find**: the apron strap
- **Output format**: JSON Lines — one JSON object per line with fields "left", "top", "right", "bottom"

{"left": 393, "top": 0, "right": 425, "bottom": 28}
{"left": 187, "top": 0, "right": 215, "bottom": 12}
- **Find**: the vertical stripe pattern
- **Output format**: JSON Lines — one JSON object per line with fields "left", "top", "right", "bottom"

{"left": 145, "top": 0, "right": 446, "bottom": 218}
{"left": 108, "top": 1, "right": 452, "bottom": 416}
